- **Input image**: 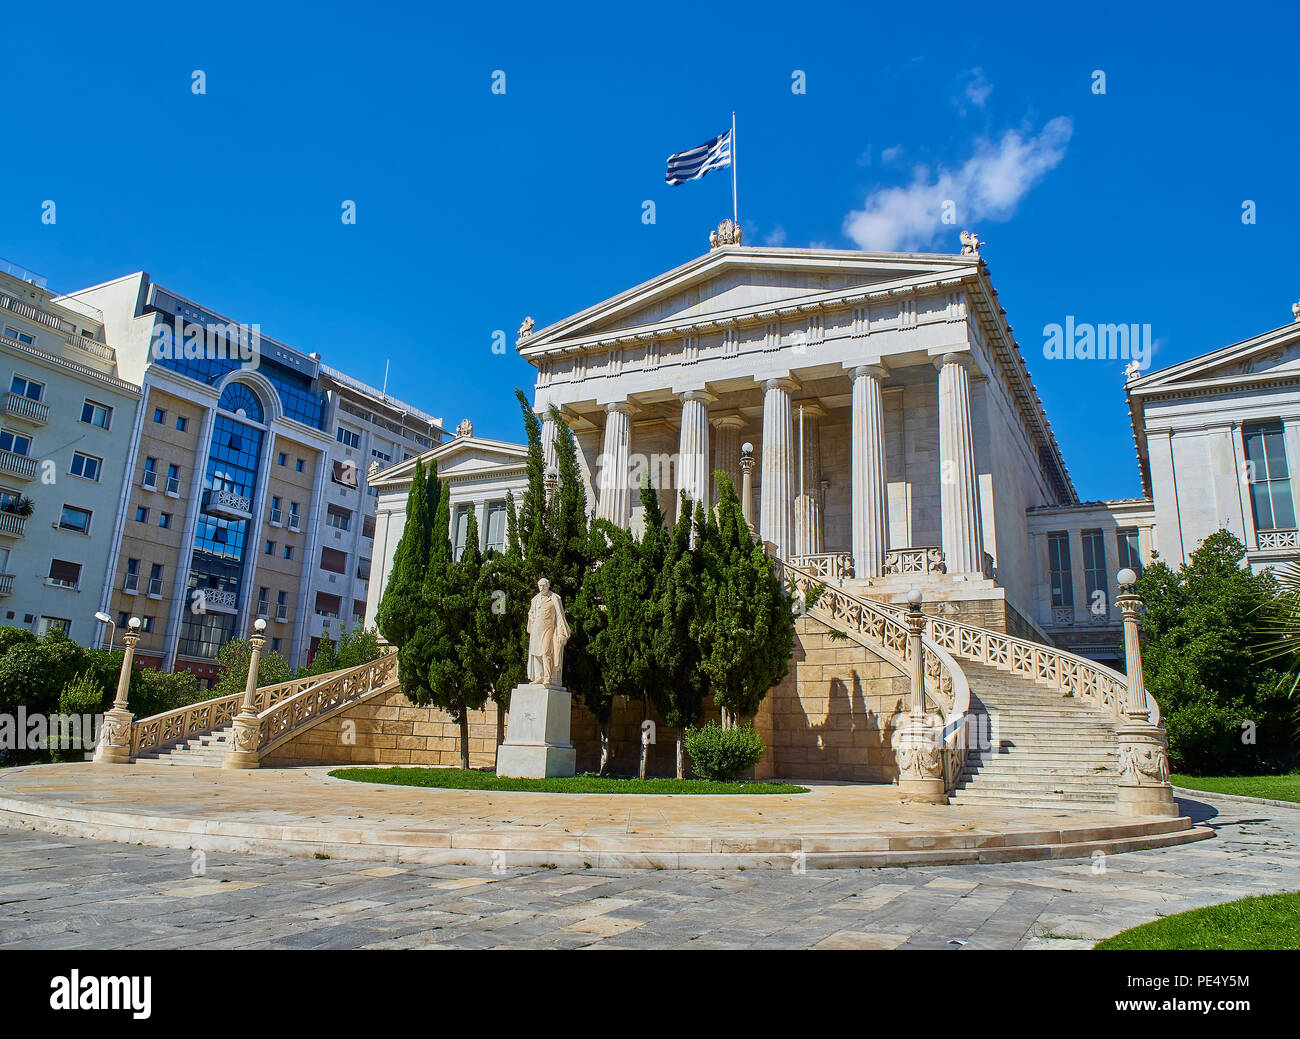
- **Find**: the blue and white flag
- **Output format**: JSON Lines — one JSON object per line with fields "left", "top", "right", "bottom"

{"left": 665, "top": 130, "right": 732, "bottom": 185}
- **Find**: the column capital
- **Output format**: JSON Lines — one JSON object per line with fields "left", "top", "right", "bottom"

{"left": 711, "top": 413, "right": 746, "bottom": 430}
{"left": 932, "top": 350, "right": 972, "bottom": 371}
{"left": 679, "top": 389, "right": 718, "bottom": 404}
{"left": 605, "top": 401, "right": 636, "bottom": 417}
{"left": 760, "top": 376, "right": 799, "bottom": 394}
{"left": 850, "top": 362, "right": 890, "bottom": 381}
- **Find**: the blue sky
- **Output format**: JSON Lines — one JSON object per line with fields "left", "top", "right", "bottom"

{"left": 2, "top": 1, "right": 1296, "bottom": 501}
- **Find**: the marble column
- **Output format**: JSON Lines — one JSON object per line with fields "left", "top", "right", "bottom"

{"left": 711, "top": 415, "right": 745, "bottom": 501}
{"left": 539, "top": 413, "right": 558, "bottom": 472}
{"left": 597, "top": 402, "right": 633, "bottom": 527}
{"left": 759, "top": 378, "right": 796, "bottom": 557}
{"left": 936, "top": 353, "right": 985, "bottom": 574}
{"left": 677, "top": 391, "right": 712, "bottom": 517}
{"left": 851, "top": 364, "right": 889, "bottom": 578}
{"left": 793, "top": 402, "right": 825, "bottom": 556}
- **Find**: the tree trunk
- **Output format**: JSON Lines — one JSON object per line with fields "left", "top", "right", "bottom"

{"left": 676, "top": 732, "right": 684, "bottom": 780}
{"left": 598, "top": 722, "right": 611, "bottom": 776}
{"left": 494, "top": 703, "right": 505, "bottom": 771}
{"left": 459, "top": 712, "right": 471, "bottom": 771}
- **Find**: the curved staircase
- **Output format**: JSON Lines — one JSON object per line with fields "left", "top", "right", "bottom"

{"left": 135, "top": 728, "right": 233, "bottom": 767}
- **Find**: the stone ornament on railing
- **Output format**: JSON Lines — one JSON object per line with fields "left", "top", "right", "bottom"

{"left": 789, "top": 552, "right": 854, "bottom": 582}
{"left": 884, "top": 547, "right": 946, "bottom": 575}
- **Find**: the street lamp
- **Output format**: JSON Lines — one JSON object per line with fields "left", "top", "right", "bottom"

{"left": 226, "top": 617, "right": 268, "bottom": 769}
{"left": 94, "top": 610, "right": 114, "bottom": 650}
{"left": 93, "top": 615, "right": 141, "bottom": 764}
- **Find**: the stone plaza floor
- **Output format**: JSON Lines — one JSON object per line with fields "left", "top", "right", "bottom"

{"left": 0, "top": 771, "right": 1297, "bottom": 948}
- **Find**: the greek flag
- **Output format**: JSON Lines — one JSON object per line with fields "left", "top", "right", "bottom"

{"left": 665, "top": 130, "right": 732, "bottom": 185}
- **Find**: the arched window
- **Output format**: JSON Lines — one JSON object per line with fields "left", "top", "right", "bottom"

{"left": 218, "top": 382, "right": 264, "bottom": 422}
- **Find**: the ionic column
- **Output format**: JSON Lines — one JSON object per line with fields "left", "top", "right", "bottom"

{"left": 677, "top": 391, "right": 713, "bottom": 517}
{"left": 759, "top": 378, "right": 796, "bottom": 557}
{"left": 597, "top": 402, "right": 633, "bottom": 527}
{"left": 711, "top": 415, "right": 745, "bottom": 501}
{"left": 936, "top": 353, "right": 985, "bottom": 574}
{"left": 851, "top": 364, "right": 889, "bottom": 578}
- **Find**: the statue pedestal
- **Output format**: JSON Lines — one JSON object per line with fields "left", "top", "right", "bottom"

{"left": 496, "top": 683, "right": 577, "bottom": 779}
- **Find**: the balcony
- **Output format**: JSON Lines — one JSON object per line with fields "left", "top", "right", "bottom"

{"left": 0, "top": 512, "right": 27, "bottom": 538}
{"left": 193, "top": 586, "right": 238, "bottom": 614}
{"left": 0, "top": 573, "right": 12, "bottom": 596}
{"left": 64, "top": 335, "right": 115, "bottom": 365}
{"left": 0, "top": 450, "right": 36, "bottom": 481}
{"left": 1257, "top": 529, "right": 1299, "bottom": 552}
{"left": 1, "top": 392, "right": 49, "bottom": 426}
{"left": 201, "top": 487, "right": 252, "bottom": 521}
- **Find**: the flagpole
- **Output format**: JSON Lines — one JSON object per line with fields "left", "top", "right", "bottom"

{"left": 731, "top": 111, "right": 738, "bottom": 226}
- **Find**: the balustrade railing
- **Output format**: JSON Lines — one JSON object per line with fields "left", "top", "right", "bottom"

{"left": 789, "top": 552, "right": 854, "bottom": 582}
{"left": 884, "top": 546, "right": 946, "bottom": 575}
{"left": 255, "top": 653, "right": 398, "bottom": 755}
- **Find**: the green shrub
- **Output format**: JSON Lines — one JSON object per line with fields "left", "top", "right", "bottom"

{"left": 51, "top": 671, "right": 106, "bottom": 761}
{"left": 683, "top": 722, "right": 766, "bottom": 781}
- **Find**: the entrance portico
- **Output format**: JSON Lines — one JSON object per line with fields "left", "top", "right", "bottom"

{"left": 519, "top": 239, "right": 1074, "bottom": 627}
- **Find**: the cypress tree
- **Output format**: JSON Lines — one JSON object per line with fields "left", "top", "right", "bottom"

{"left": 698, "top": 472, "right": 795, "bottom": 724}
{"left": 376, "top": 457, "right": 440, "bottom": 648}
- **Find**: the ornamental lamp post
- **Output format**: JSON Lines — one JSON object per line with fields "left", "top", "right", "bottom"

{"left": 1112, "top": 568, "right": 1178, "bottom": 817}
{"left": 93, "top": 616, "right": 140, "bottom": 764}
{"left": 895, "top": 588, "right": 947, "bottom": 803}
{"left": 224, "top": 617, "right": 268, "bottom": 769}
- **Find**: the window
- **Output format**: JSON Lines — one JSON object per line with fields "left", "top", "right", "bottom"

{"left": 486, "top": 502, "right": 507, "bottom": 553}
{"left": 166, "top": 463, "right": 180, "bottom": 495}
{"left": 47, "top": 559, "right": 81, "bottom": 588}
{"left": 265, "top": 540, "right": 276, "bottom": 555}
{"left": 1047, "top": 532, "right": 1073, "bottom": 610}
{"left": 362, "top": 513, "right": 376, "bottom": 539}
{"left": 356, "top": 558, "right": 372, "bottom": 582}
{"left": 59, "top": 505, "right": 91, "bottom": 534}
{"left": 257, "top": 587, "right": 270, "bottom": 616}
{"left": 70, "top": 452, "right": 102, "bottom": 482}
{"left": 270, "top": 496, "right": 283, "bottom": 524}
{"left": 9, "top": 375, "right": 43, "bottom": 401}
{"left": 159, "top": 512, "right": 172, "bottom": 529}
{"left": 1117, "top": 528, "right": 1143, "bottom": 577}
{"left": 81, "top": 399, "right": 112, "bottom": 429}
{"left": 149, "top": 563, "right": 164, "bottom": 597}
{"left": 371, "top": 448, "right": 391, "bottom": 464}
{"left": 326, "top": 504, "right": 352, "bottom": 531}
{"left": 271, "top": 638, "right": 282, "bottom": 653}
{"left": 176, "top": 416, "right": 189, "bottom": 432}
{"left": 117, "top": 611, "right": 129, "bottom": 629}
{"left": 135, "top": 506, "right": 149, "bottom": 523}
{"left": 452, "top": 505, "right": 472, "bottom": 561}
{"left": 1081, "top": 528, "right": 1107, "bottom": 616}
{"left": 1244, "top": 422, "right": 1296, "bottom": 533}
{"left": 315, "top": 591, "right": 342, "bottom": 618}
{"left": 288, "top": 502, "right": 301, "bottom": 530}
{"left": 0, "top": 428, "right": 32, "bottom": 456}
{"left": 336, "top": 427, "right": 360, "bottom": 449}
{"left": 39, "top": 616, "right": 71, "bottom": 636}
{"left": 276, "top": 589, "right": 288, "bottom": 622}
{"left": 140, "top": 616, "right": 155, "bottom": 633}
{"left": 277, "top": 452, "right": 287, "bottom": 466}
{"left": 283, "top": 544, "right": 293, "bottom": 560}
{"left": 142, "top": 456, "right": 158, "bottom": 489}
{"left": 4, "top": 326, "right": 35, "bottom": 346}
{"left": 124, "top": 558, "right": 140, "bottom": 593}
{"left": 153, "top": 407, "right": 167, "bottom": 424}
{"left": 320, "top": 547, "right": 347, "bottom": 574}
{"left": 296, "top": 458, "right": 304, "bottom": 472}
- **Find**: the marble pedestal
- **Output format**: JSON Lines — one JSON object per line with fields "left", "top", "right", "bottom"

{"left": 496, "top": 683, "right": 577, "bottom": 779}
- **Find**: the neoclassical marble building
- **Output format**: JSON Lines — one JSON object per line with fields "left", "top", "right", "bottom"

{"left": 520, "top": 241, "right": 1072, "bottom": 639}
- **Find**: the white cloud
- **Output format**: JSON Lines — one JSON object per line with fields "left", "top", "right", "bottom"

{"left": 842, "top": 116, "right": 1073, "bottom": 252}
{"left": 963, "top": 68, "right": 993, "bottom": 109}
{"left": 880, "top": 144, "right": 904, "bottom": 163}
{"left": 762, "top": 226, "right": 788, "bottom": 246}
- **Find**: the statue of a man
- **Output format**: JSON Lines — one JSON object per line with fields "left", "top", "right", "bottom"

{"left": 527, "top": 578, "right": 570, "bottom": 687}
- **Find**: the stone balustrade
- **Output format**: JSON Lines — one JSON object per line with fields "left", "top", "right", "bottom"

{"left": 884, "top": 546, "right": 946, "bottom": 575}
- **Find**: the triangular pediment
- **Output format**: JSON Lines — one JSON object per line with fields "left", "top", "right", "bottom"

{"left": 371, "top": 436, "right": 527, "bottom": 488}
{"left": 519, "top": 246, "right": 976, "bottom": 355}
{"left": 1130, "top": 321, "right": 1300, "bottom": 394}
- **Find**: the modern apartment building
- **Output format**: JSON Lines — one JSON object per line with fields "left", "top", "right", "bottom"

{"left": 0, "top": 266, "right": 445, "bottom": 683}
{"left": 0, "top": 259, "right": 141, "bottom": 645}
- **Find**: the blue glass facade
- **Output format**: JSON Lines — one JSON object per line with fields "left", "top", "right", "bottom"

{"left": 177, "top": 403, "right": 266, "bottom": 660}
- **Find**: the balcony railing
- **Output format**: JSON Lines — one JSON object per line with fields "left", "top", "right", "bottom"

{"left": 257, "top": 599, "right": 270, "bottom": 618}
{"left": 165, "top": 475, "right": 181, "bottom": 495}
{"left": 287, "top": 515, "right": 301, "bottom": 532}
{"left": 193, "top": 587, "right": 238, "bottom": 614}
{"left": 1257, "top": 528, "right": 1299, "bottom": 551}
{"left": 147, "top": 578, "right": 164, "bottom": 597}
{"left": 201, "top": 487, "right": 252, "bottom": 520}
{"left": 141, "top": 470, "right": 158, "bottom": 490}
{"left": 1, "top": 392, "right": 49, "bottom": 425}
{"left": 64, "top": 335, "right": 115, "bottom": 363}
{"left": 0, "top": 573, "right": 13, "bottom": 596}
{"left": 269, "top": 508, "right": 283, "bottom": 526}
{"left": 0, "top": 512, "right": 27, "bottom": 538}
{"left": 789, "top": 552, "right": 854, "bottom": 583}
{"left": 123, "top": 572, "right": 139, "bottom": 593}
{"left": 0, "top": 450, "right": 37, "bottom": 481}
{"left": 0, "top": 290, "right": 74, "bottom": 334}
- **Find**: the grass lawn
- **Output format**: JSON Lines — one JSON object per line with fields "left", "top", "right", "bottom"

{"left": 329, "top": 766, "right": 808, "bottom": 795}
{"left": 1095, "top": 892, "right": 1300, "bottom": 950}
{"left": 1170, "top": 773, "right": 1300, "bottom": 803}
